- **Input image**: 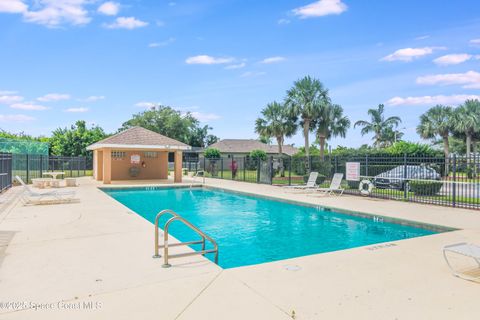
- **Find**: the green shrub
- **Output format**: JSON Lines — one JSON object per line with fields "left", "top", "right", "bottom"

{"left": 347, "top": 180, "right": 360, "bottom": 189}
{"left": 204, "top": 148, "right": 221, "bottom": 159}
{"left": 385, "top": 141, "right": 440, "bottom": 157}
{"left": 313, "top": 160, "right": 332, "bottom": 177}
{"left": 249, "top": 149, "right": 267, "bottom": 161}
{"left": 409, "top": 180, "right": 443, "bottom": 196}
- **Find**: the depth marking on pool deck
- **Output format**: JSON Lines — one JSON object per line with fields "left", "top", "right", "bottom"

{"left": 365, "top": 243, "right": 398, "bottom": 251}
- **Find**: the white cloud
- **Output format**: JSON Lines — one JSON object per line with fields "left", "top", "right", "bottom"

{"left": 0, "top": 93, "right": 23, "bottom": 105}
{"left": 225, "top": 62, "right": 246, "bottom": 70}
{"left": 83, "top": 95, "right": 105, "bottom": 102}
{"left": 277, "top": 18, "right": 290, "bottom": 25}
{"left": 190, "top": 112, "right": 221, "bottom": 122}
{"left": 0, "top": 0, "right": 27, "bottom": 13}
{"left": 148, "top": 37, "right": 175, "bottom": 48}
{"left": 0, "top": 90, "right": 18, "bottom": 95}
{"left": 415, "top": 35, "right": 430, "bottom": 40}
{"left": 260, "top": 56, "right": 286, "bottom": 64}
{"left": 135, "top": 101, "right": 158, "bottom": 108}
{"left": 416, "top": 71, "right": 480, "bottom": 89}
{"left": 104, "top": 17, "right": 148, "bottom": 29}
{"left": 0, "top": 114, "right": 35, "bottom": 122}
{"left": 23, "top": 0, "right": 92, "bottom": 27}
{"left": 10, "top": 103, "right": 49, "bottom": 111}
{"left": 240, "top": 71, "right": 266, "bottom": 78}
{"left": 433, "top": 54, "right": 473, "bottom": 66}
{"left": 65, "top": 107, "right": 88, "bottom": 112}
{"left": 37, "top": 93, "right": 70, "bottom": 102}
{"left": 381, "top": 47, "right": 445, "bottom": 62}
{"left": 97, "top": 1, "right": 120, "bottom": 16}
{"left": 386, "top": 94, "right": 480, "bottom": 106}
{"left": 469, "top": 39, "right": 480, "bottom": 46}
{"left": 185, "top": 55, "right": 234, "bottom": 65}
{"left": 292, "top": 0, "right": 347, "bottom": 19}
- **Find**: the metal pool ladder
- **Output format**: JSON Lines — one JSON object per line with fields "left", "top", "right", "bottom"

{"left": 153, "top": 209, "right": 218, "bottom": 268}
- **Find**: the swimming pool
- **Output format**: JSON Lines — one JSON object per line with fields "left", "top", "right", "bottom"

{"left": 104, "top": 186, "right": 440, "bottom": 268}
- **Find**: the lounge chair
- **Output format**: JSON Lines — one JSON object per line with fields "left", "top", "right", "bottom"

{"left": 190, "top": 171, "right": 205, "bottom": 186}
{"left": 283, "top": 172, "right": 319, "bottom": 191}
{"left": 15, "top": 176, "right": 77, "bottom": 205}
{"left": 443, "top": 243, "right": 480, "bottom": 282}
{"left": 309, "top": 173, "right": 345, "bottom": 196}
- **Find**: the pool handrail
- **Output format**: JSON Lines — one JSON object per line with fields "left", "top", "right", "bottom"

{"left": 153, "top": 209, "right": 218, "bottom": 268}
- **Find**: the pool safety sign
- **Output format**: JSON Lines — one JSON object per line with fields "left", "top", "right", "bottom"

{"left": 346, "top": 162, "right": 360, "bottom": 181}
{"left": 130, "top": 154, "right": 141, "bottom": 164}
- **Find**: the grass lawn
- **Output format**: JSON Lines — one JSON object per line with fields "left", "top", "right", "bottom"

{"left": 355, "top": 186, "right": 479, "bottom": 206}
{"left": 202, "top": 169, "right": 305, "bottom": 185}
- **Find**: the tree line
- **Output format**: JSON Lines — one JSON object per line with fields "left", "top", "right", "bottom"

{"left": 254, "top": 75, "right": 480, "bottom": 164}
{"left": 0, "top": 105, "right": 219, "bottom": 157}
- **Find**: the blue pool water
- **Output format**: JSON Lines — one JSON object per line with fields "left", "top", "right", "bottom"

{"left": 104, "top": 187, "right": 438, "bottom": 268}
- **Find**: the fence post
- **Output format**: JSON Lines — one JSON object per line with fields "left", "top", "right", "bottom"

{"left": 269, "top": 156, "right": 273, "bottom": 185}
{"left": 70, "top": 157, "right": 73, "bottom": 177}
{"left": 26, "top": 154, "right": 29, "bottom": 183}
{"left": 39, "top": 155, "right": 43, "bottom": 177}
{"left": 243, "top": 156, "right": 246, "bottom": 181}
{"left": 288, "top": 156, "right": 292, "bottom": 186}
{"left": 365, "top": 154, "right": 369, "bottom": 177}
{"left": 452, "top": 154, "right": 456, "bottom": 208}
{"left": 220, "top": 158, "right": 224, "bottom": 179}
{"left": 403, "top": 153, "right": 408, "bottom": 199}
{"left": 256, "top": 158, "right": 260, "bottom": 183}
{"left": 231, "top": 156, "right": 234, "bottom": 180}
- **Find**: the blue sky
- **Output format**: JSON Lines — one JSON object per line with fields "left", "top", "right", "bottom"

{"left": 0, "top": 0, "right": 479, "bottom": 148}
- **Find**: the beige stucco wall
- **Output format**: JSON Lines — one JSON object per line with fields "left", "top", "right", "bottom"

{"left": 110, "top": 150, "right": 169, "bottom": 180}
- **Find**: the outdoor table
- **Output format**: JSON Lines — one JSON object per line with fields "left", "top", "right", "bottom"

{"left": 42, "top": 172, "right": 65, "bottom": 180}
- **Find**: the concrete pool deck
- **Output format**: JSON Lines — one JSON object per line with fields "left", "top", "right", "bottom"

{"left": 0, "top": 177, "right": 479, "bottom": 319}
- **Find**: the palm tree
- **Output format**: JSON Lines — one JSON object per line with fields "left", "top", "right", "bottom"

{"left": 354, "top": 104, "right": 402, "bottom": 147}
{"left": 313, "top": 103, "right": 350, "bottom": 159}
{"left": 416, "top": 105, "right": 453, "bottom": 158}
{"left": 255, "top": 101, "right": 296, "bottom": 176}
{"left": 453, "top": 99, "right": 480, "bottom": 158}
{"left": 379, "top": 126, "right": 404, "bottom": 146}
{"left": 285, "top": 76, "right": 329, "bottom": 170}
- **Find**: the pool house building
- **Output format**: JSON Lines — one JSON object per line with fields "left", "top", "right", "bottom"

{"left": 87, "top": 126, "right": 191, "bottom": 184}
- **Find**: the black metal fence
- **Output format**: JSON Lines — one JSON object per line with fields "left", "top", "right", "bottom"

{"left": 193, "top": 154, "right": 480, "bottom": 210}
{"left": 0, "top": 153, "right": 12, "bottom": 192}
{"left": 12, "top": 154, "right": 92, "bottom": 184}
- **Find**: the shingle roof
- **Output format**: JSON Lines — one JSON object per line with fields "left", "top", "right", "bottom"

{"left": 87, "top": 126, "right": 190, "bottom": 150}
{"left": 206, "top": 139, "right": 298, "bottom": 156}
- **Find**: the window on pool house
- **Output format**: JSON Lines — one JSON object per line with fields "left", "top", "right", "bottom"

{"left": 112, "top": 151, "right": 126, "bottom": 159}
{"left": 144, "top": 151, "right": 158, "bottom": 158}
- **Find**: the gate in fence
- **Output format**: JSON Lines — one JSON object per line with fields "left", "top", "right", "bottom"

{"left": 0, "top": 153, "right": 12, "bottom": 192}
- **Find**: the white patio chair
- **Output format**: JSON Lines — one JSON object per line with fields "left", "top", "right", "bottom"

{"left": 190, "top": 171, "right": 205, "bottom": 186}
{"left": 443, "top": 243, "right": 480, "bottom": 282}
{"left": 283, "top": 172, "right": 319, "bottom": 192}
{"left": 15, "top": 176, "right": 77, "bottom": 205}
{"left": 309, "top": 173, "right": 345, "bottom": 197}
